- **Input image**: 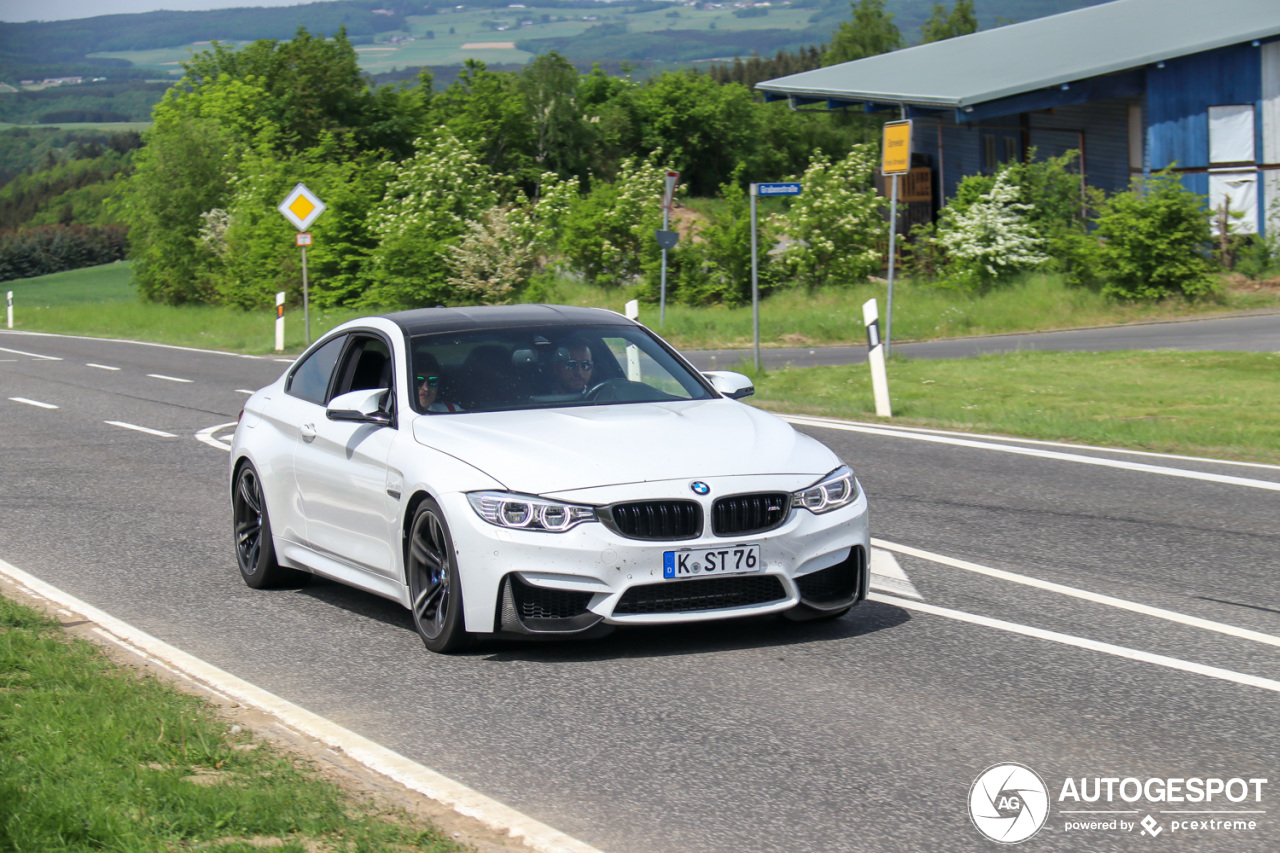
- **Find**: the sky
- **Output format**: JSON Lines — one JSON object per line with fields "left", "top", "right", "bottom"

{"left": 0, "top": 0, "right": 323, "bottom": 23}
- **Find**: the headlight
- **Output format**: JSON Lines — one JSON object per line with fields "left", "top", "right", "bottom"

{"left": 792, "top": 466, "right": 859, "bottom": 514}
{"left": 467, "top": 491, "right": 597, "bottom": 532}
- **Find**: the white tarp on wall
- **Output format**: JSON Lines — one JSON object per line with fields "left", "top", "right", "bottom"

{"left": 1207, "top": 105, "right": 1258, "bottom": 234}
{"left": 1263, "top": 41, "right": 1280, "bottom": 236}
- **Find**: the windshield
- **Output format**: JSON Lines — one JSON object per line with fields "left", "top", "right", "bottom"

{"left": 408, "top": 323, "right": 716, "bottom": 414}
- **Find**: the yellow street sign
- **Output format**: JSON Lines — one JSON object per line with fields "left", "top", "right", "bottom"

{"left": 881, "top": 120, "right": 912, "bottom": 175}
{"left": 278, "top": 183, "right": 326, "bottom": 231}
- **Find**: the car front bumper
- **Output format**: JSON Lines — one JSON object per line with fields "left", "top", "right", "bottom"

{"left": 438, "top": 479, "right": 870, "bottom": 636}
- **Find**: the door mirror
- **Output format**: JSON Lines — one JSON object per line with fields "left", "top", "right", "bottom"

{"left": 703, "top": 371, "right": 755, "bottom": 399}
{"left": 326, "top": 388, "right": 393, "bottom": 427}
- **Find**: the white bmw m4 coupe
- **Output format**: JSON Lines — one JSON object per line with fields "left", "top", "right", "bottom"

{"left": 231, "top": 305, "right": 869, "bottom": 653}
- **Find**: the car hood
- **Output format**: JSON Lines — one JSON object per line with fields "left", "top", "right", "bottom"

{"left": 410, "top": 399, "right": 838, "bottom": 495}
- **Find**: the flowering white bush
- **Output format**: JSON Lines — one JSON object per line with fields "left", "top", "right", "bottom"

{"left": 559, "top": 157, "right": 669, "bottom": 287}
{"left": 447, "top": 205, "right": 537, "bottom": 304}
{"left": 936, "top": 169, "right": 1047, "bottom": 288}
{"left": 361, "top": 132, "right": 501, "bottom": 307}
{"left": 768, "top": 145, "right": 886, "bottom": 289}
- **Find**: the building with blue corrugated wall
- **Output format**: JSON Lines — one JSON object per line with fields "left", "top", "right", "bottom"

{"left": 757, "top": 0, "right": 1280, "bottom": 236}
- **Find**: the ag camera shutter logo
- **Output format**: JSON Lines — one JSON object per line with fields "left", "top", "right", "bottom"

{"left": 969, "top": 763, "right": 1050, "bottom": 843}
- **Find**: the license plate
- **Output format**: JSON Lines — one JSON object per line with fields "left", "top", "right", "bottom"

{"left": 663, "top": 545, "right": 761, "bottom": 579}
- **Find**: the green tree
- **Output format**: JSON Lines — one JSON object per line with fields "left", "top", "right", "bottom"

{"left": 632, "top": 71, "right": 756, "bottom": 196}
{"left": 360, "top": 132, "right": 502, "bottom": 308}
{"left": 519, "top": 52, "right": 590, "bottom": 182}
{"left": 921, "top": 0, "right": 978, "bottom": 43}
{"left": 559, "top": 157, "right": 665, "bottom": 288}
{"left": 823, "top": 0, "right": 904, "bottom": 66}
{"left": 432, "top": 60, "right": 534, "bottom": 184}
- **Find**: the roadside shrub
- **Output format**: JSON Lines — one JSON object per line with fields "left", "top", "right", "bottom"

{"left": 557, "top": 157, "right": 665, "bottom": 288}
{"left": 1093, "top": 170, "right": 1218, "bottom": 301}
{"left": 935, "top": 170, "right": 1048, "bottom": 289}
{"left": 768, "top": 145, "right": 884, "bottom": 289}
{"left": 446, "top": 205, "right": 538, "bottom": 304}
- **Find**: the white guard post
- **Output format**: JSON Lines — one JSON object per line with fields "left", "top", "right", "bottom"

{"left": 624, "top": 298, "right": 641, "bottom": 380}
{"left": 6, "top": 291, "right": 12, "bottom": 329}
{"left": 863, "top": 298, "right": 892, "bottom": 418}
{"left": 275, "top": 292, "right": 285, "bottom": 352}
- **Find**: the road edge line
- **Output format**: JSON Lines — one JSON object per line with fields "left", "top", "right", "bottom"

{"left": 0, "top": 557, "right": 605, "bottom": 853}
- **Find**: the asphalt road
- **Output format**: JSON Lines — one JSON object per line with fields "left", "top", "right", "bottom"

{"left": 2, "top": 325, "right": 1278, "bottom": 852}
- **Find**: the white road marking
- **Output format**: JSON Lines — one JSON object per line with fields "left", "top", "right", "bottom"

{"left": 805, "top": 417, "right": 1280, "bottom": 473}
{"left": 196, "top": 422, "right": 236, "bottom": 452}
{"left": 87, "top": 363, "right": 120, "bottom": 371}
{"left": 236, "top": 389, "right": 255, "bottom": 394}
{"left": 870, "top": 592, "right": 1280, "bottom": 694}
{"left": 105, "top": 421, "right": 176, "bottom": 438}
{"left": 0, "top": 345, "right": 61, "bottom": 360}
{"left": 869, "top": 548, "right": 922, "bottom": 600}
{"left": 874, "top": 538, "right": 1280, "bottom": 649}
{"left": 147, "top": 373, "right": 193, "bottom": 383}
{"left": 785, "top": 416, "right": 1280, "bottom": 492}
{"left": 0, "top": 558, "right": 605, "bottom": 853}
{"left": 8, "top": 396, "right": 58, "bottom": 409}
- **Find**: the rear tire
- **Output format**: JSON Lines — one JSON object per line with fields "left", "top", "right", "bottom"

{"left": 407, "top": 498, "right": 469, "bottom": 653}
{"left": 233, "top": 462, "right": 304, "bottom": 589}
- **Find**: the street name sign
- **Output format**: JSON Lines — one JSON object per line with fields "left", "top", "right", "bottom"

{"left": 756, "top": 182, "right": 802, "bottom": 196}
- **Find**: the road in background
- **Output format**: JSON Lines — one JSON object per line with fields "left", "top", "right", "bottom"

{"left": 2, "top": 328, "right": 1277, "bottom": 852}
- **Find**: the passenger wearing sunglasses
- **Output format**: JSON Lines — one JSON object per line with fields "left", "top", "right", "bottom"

{"left": 552, "top": 342, "right": 594, "bottom": 395}
{"left": 414, "top": 352, "right": 463, "bottom": 413}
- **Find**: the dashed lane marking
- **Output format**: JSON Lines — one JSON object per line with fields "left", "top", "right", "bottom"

{"left": 9, "top": 396, "right": 58, "bottom": 409}
{"left": 147, "top": 373, "right": 194, "bottom": 383}
{"left": 105, "top": 421, "right": 176, "bottom": 438}
{"left": 87, "top": 363, "right": 121, "bottom": 371}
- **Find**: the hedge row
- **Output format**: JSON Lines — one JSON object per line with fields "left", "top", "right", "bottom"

{"left": 0, "top": 224, "right": 127, "bottom": 283}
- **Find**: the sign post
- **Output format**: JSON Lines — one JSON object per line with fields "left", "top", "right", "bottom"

{"left": 6, "top": 291, "right": 11, "bottom": 330}
{"left": 881, "top": 120, "right": 912, "bottom": 358}
{"left": 750, "top": 182, "right": 801, "bottom": 370}
{"left": 277, "top": 183, "right": 326, "bottom": 345}
{"left": 656, "top": 170, "right": 680, "bottom": 326}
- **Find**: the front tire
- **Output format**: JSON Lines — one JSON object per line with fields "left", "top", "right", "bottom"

{"left": 233, "top": 462, "right": 303, "bottom": 589}
{"left": 407, "top": 498, "right": 469, "bottom": 653}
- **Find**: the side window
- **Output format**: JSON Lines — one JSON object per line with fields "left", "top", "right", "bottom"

{"left": 331, "top": 335, "right": 393, "bottom": 399}
{"left": 286, "top": 335, "right": 346, "bottom": 404}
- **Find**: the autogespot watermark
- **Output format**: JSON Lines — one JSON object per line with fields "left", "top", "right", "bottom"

{"left": 968, "top": 764, "right": 1269, "bottom": 844}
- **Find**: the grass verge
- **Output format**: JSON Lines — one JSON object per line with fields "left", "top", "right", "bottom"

{"left": 0, "top": 593, "right": 472, "bottom": 852}
{"left": 748, "top": 349, "right": 1280, "bottom": 465}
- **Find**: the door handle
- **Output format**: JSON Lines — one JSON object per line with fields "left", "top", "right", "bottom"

{"left": 300, "top": 423, "right": 317, "bottom": 441}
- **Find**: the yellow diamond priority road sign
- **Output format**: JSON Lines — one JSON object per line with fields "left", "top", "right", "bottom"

{"left": 278, "top": 183, "right": 326, "bottom": 231}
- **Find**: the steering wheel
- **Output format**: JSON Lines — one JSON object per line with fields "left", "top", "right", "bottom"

{"left": 584, "top": 379, "right": 624, "bottom": 402}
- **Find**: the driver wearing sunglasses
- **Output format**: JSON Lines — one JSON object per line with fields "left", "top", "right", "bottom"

{"left": 552, "top": 342, "right": 594, "bottom": 395}
{"left": 415, "top": 351, "right": 463, "bottom": 413}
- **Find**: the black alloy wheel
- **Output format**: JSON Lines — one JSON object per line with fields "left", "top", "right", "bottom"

{"left": 407, "top": 498, "right": 469, "bottom": 653}
{"left": 233, "top": 462, "right": 301, "bottom": 589}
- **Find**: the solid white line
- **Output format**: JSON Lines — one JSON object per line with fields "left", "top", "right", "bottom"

{"left": 869, "top": 593, "right": 1280, "bottom": 694}
{"left": 8, "top": 396, "right": 58, "bottom": 409}
{"left": 0, "top": 558, "right": 604, "bottom": 853}
{"left": 87, "top": 363, "right": 121, "bottom": 371}
{"left": 147, "top": 373, "right": 193, "bottom": 383}
{"left": 784, "top": 416, "right": 1280, "bottom": 492}
{"left": 0, "top": 345, "right": 61, "bottom": 360}
{"left": 869, "top": 548, "right": 922, "bottom": 600}
{"left": 104, "top": 421, "right": 176, "bottom": 438}
{"left": 873, "top": 538, "right": 1280, "bottom": 649}
{"left": 196, "top": 422, "right": 236, "bottom": 452}
{"left": 0, "top": 328, "right": 268, "bottom": 360}
{"left": 789, "top": 415, "right": 1280, "bottom": 473}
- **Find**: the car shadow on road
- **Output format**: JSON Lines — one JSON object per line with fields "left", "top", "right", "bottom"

{"left": 287, "top": 577, "right": 913, "bottom": 662}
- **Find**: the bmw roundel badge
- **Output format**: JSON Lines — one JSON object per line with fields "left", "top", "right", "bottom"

{"left": 690, "top": 481, "right": 711, "bottom": 496}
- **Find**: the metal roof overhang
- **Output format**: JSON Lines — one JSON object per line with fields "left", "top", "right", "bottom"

{"left": 757, "top": 0, "right": 1280, "bottom": 124}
